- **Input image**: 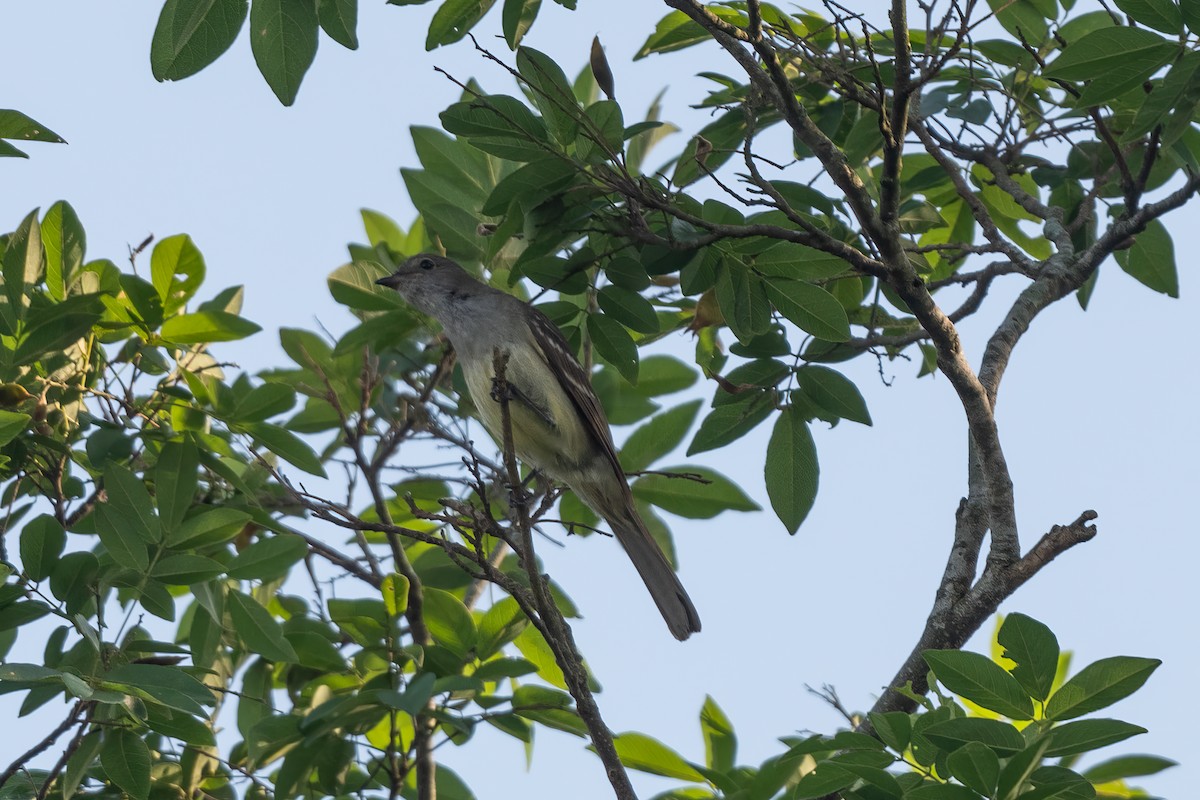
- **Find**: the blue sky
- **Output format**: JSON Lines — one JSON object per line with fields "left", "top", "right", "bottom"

{"left": 2, "top": 2, "right": 1194, "bottom": 798}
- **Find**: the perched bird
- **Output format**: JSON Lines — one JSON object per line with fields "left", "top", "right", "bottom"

{"left": 377, "top": 254, "right": 701, "bottom": 640}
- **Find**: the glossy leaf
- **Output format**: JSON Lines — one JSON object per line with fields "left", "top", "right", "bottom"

{"left": 1045, "top": 718, "right": 1147, "bottom": 757}
{"left": 764, "top": 405, "right": 819, "bottom": 534}
{"left": 229, "top": 590, "right": 299, "bottom": 662}
{"left": 151, "top": 0, "right": 248, "bottom": 81}
{"left": 249, "top": 0, "right": 319, "bottom": 105}
{"left": 1045, "top": 656, "right": 1160, "bottom": 720}
{"left": 924, "top": 650, "right": 1034, "bottom": 720}
{"left": 998, "top": 612, "right": 1060, "bottom": 702}
{"left": 612, "top": 732, "right": 705, "bottom": 781}
{"left": 1115, "top": 218, "right": 1178, "bottom": 297}
{"left": 227, "top": 534, "right": 308, "bottom": 580}
{"left": 239, "top": 421, "right": 327, "bottom": 476}
{"left": 687, "top": 393, "right": 774, "bottom": 455}
{"left": 700, "top": 695, "right": 736, "bottom": 774}
{"left": 423, "top": 587, "right": 477, "bottom": 658}
{"left": 100, "top": 729, "right": 151, "bottom": 800}
{"left": 1082, "top": 754, "right": 1177, "bottom": 783}
{"left": 166, "top": 507, "right": 251, "bottom": 548}
{"left": 20, "top": 515, "right": 66, "bottom": 582}
{"left": 161, "top": 310, "right": 261, "bottom": 343}
{"left": 156, "top": 440, "right": 199, "bottom": 534}
{"left": 41, "top": 201, "right": 85, "bottom": 300}
{"left": 633, "top": 465, "right": 759, "bottom": 519}
{"left": 797, "top": 366, "right": 871, "bottom": 425}
{"left": 317, "top": 0, "right": 358, "bottom": 48}
{"left": 427, "top": 0, "right": 499, "bottom": 49}
{"left": 922, "top": 718, "right": 1026, "bottom": 756}
{"left": 620, "top": 399, "right": 702, "bottom": 472}
{"left": 764, "top": 277, "right": 851, "bottom": 341}
{"left": 588, "top": 313, "right": 639, "bottom": 385}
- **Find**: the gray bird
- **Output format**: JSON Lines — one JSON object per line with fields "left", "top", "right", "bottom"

{"left": 377, "top": 254, "right": 701, "bottom": 640}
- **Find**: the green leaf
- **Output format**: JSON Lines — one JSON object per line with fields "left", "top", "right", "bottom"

{"left": 502, "top": 0, "right": 540, "bottom": 48}
{"left": 151, "top": 0, "right": 248, "bottom": 81}
{"left": 869, "top": 711, "right": 912, "bottom": 752}
{"left": 13, "top": 294, "right": 104, "bottom": 363}
{"left": 513, "top": 684, "right": 586, "bottom": 736}
{"left": 923, "top": 718, "right": 1026, "bottom": 756}
{"left": 1082, "top": 754, "right": 1177, "bottom": 783}
{"left": 104, "top": 463, "right": 160, "bottom": 543}
{"left": 317, "top": 0, "right": 358, "bottom": 49}
{"left": 161, "top": 310, "right": 261, "bottom": 343}
{"left": 382, "top": 572, "right": 410, "bottom": 617}
{"left": 100, "top": 729, "right": 151, "bottom": 800}
{"left": 765, "top": 405, "right": 819, "bottom": 534}
{"left": 1044, "top": 28, "right": 1176, "bottom": 99}
{"left": 997, "top": 612, "right": 1060, "bottom": 702}
{"left": 513, "top": 625, "right": 567, "bottom": 689}
{"left": 986, "top": 0, "right": 1052, "bottom": 40}
{"left": 588, "top": 313, "right": 639, "bottom": 385}
{"left": 633, "top": 465, "right": 759, "bottom": 519}
{"left": 476, "top": 596, "right": 527, "bottom": 658}
{"left": 165, "top": 507, "right": 251, "bottom": 548}
{"left": 1045, "top": 719, "right": 1147, "bottom": 757}
{"left": 612, "top": 732, "right": 705, "bottom": 781}
{"left": 151, "top": 553, "right": 225, "bottom": 584}
{"left": 423, "top": 588, "right": 477, "bottom": 658}
{"left": 1114, "top": 218, "right": 1177, "bottom": 297}
{"left": 687, "top": 393, "right": 775, "bottom": 455}
{"left": 427, "top": 0, "right": 499, "bottom": 49}
{"left": 239, "top": 421, "right": 327, "bottom": 476}
{"left": 797, "top": 366, "right": 871, "bottom": 425}
{"left": 155, "top": 440, "right": 199, "bottom": 534}
{"left": 903, "top": 784, "right": 984, "bottom": 800}
{"left": 440, "top": 94, "right": 549, "bottom": 145}
{"left": 715, "top": 259, "right": 772, "bottom": 342}
{"left": 924, "top": 650, "right": 1034, "bottom": 720}
{"left": 764, "top": 277, "right": 851, "bottom": 341}
{"left": 41, "top": 201, "right": 86, "bottom": 300}
{"left": 480, "top": 156, "right": 576, "bottom": 217}
{"left": 634, "top": 355, "right": 697, "bottom": 396}
{"left": 227, "top": 534, "right": 308, "bottom": 580}
{"left": 597, "top": 285, "right": 659, "bottom": 334}
{"left": 1114, "top": 0, "right": 1181, "bottom": 34}
{"left": 620, "top": 399, "right": 701, "bottom": 472}
{"left": 360, "top": 209, "right": 406, "bottom": 251}
{"left": 1045, "top": 656, "right": 1160, "bottom": 720}
{"left": 635, "top": 8, "right": 745, "bottom": 59}
{"left": 328, "top": 261, "right": 404, "bottom": 312}
{"left": 249, "top": 0, "right": 319, "bottom": 105}
{"left": 700, "top": 695, "right": 736, "bottom": 774}
{"left": 62, "top": 730, "right": 103, "bottom": 800}
{"left": 95, "top": 504, "right": 150, "bottom": 571}
{"left": 0, "top": 410, "right": 30, "bottom": 447}
{"left": 150, "top": 234, "right": 206, "bottom": 314}
{"left": 235, "top": 382, "right": 296, "bottom": 422}
{"left": 0, "top": 663, "right": 62, "bottom": 682}
{"left": 0, "top": 110, "right": 65, "bottom": 144}
{"left": 1, "top": 210, "right": 42, "bottom": 333}
{"left": 104, "top": 663, "right": 215, "bottom": 716}
{"left": 229, "top": 590, "right": 298, "bottom": 662}
{"left": 20, "top": 515, "right": 65, "bottom": 582}
{"left": 516, "top": 47, "right": 579, "bottom": 145}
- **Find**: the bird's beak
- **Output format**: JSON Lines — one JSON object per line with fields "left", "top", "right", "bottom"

{"left": 375, "top": 273, "right": 402, "bottom": 289}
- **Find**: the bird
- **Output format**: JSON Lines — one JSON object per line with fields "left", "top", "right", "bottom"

{"left": 376, "top": 254, "right": 701, "bottom": 640}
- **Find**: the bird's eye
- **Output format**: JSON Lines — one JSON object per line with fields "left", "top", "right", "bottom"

{"left": 419, "top": 258, "right": 435, "bottom": 271}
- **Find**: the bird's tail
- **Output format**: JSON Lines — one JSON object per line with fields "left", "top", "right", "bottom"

{"left": 606, "top": 506, "right": 702, "bottom": 641}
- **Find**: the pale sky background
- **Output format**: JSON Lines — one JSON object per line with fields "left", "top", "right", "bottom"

{"left": 1, "top": 2, "right": 1195, "bottom": 799}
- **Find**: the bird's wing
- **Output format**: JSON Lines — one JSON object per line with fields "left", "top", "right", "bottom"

{"left": 523, "top": 306, "right": 626, "bottom": 478}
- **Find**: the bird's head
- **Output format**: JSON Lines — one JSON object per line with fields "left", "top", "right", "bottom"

{"left": 375, "top": 253, "right": 479, "bottom": 317}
